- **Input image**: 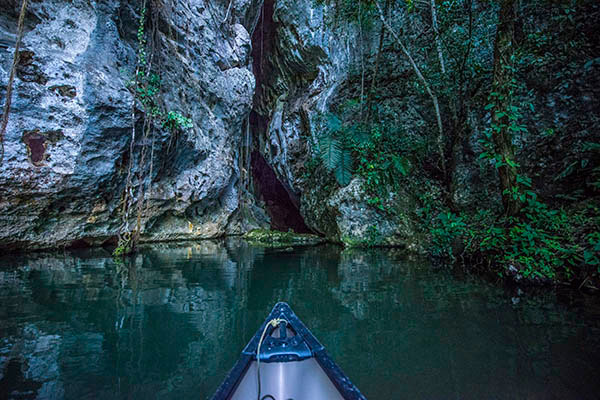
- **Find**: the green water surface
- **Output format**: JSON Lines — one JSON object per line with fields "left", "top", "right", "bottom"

{"left": 1, "top": 240, "right": 599, "bottom": 399}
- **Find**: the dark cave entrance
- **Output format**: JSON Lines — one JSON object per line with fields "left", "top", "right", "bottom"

{"left": 251, "top": 147, "right": 311, "bottom": 233}
{"left": 248, "top": 1, "right": 312, "bottom": 234}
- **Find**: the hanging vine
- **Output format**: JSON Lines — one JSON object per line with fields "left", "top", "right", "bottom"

{"left": 0, "top": 0, "right": 29, "bottom": 164}
{"left": 114, "top": 0, "right": 193, "bottom": 257}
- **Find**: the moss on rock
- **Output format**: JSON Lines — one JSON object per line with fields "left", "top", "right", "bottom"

{"left": 243, "top": 229, "right": 324, "bottom": 247}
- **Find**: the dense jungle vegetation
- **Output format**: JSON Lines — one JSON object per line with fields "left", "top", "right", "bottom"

{"left": 312, "top": 0, "right": 600, "bottom": 287}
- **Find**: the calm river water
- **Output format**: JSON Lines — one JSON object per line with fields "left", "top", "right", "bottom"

{"left": 1, "top": 240, "right": 599, "bottom": 399}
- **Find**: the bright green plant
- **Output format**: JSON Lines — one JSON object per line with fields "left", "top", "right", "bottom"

{"left": 316, "top": 112, "right": 354, "bottom": 186}
{"left": 429, "top": 211, "right": 467, "bottom": 261}
{"left": 584, "top": 232, "right": 600, "bottom": 272}
{"left": 163, "top": 111, "right": 193, "bottom": 131}
{"left": 315, "top": 104, "right": 413, "bottom": 210}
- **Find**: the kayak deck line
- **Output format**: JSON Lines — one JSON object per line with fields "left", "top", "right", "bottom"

{"left": 211, "top": 302, "right": 366, "bottom": 400}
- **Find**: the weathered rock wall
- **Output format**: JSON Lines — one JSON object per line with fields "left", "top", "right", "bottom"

{"left": 249, "top": 0, "right": 425, "bottom": 248}
{"left": 0, "top": 0, "right": 267, "bottom": 250}
{"left": 0, "top": 0, "right": 429, "bottom": 252}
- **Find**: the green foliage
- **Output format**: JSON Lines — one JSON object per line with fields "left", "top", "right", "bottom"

{"left": 314, "top": 103, "right": 415, "bottom": 211}
{"left": 421, "top": 193, "right": 600, "bottom": 281}
{"left": 112, "top": 244, "right": 128, "bottom": 258}
{"left": 126, "top": 5, "right": 193, "bottom": 135}
{"left": 317, "top": 114, "right": 353, "bottom": 186}
{"left": 355, "top": 123, "right": 411, "bottom": 212}
{"left": 496, "top": 201, "right": 575, "bottom": 280}
{"left": 137, "top": 73, "right": 160, "bottom": 104}
{"left": 128, "top": 71, "right": 193, "bottom": 134}
{"left": 584, "top": 232, "right": 600, "bottom": 271}
{"left": 313, "top": 0, "right": 379, "bottom": 28}
{"left": 480, "top": 75, "right": 529, "bottom": 168}
{"left": 117, "top": 2, "right": 195, "bottom": 255}
{"left": 474, "top": 56, "right": 592, "bottom": 280}
{"left": 136, "top": 6, "right": 148, "bottom": 67}
{"left": 318, "top": 134, "right": 341, "bottom": 171}
{"left": 163, "top": 111, "right": 193, "bottom": 131}
{"left": 310, "top": 0, "right": 600, "bottom": 287}
{"left": 334, "top": 145, "right": 353, "bottom": 186}
{"left": 517, "top": 0, "right": 600, "bottom": 201}
{"left": 429, "top": 211, "right": 467, "bottom": 261}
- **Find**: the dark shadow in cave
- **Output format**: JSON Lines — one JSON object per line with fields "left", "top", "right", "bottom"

{"left": 251, "top": 0, "right": 276, "bottom": 110}
{"left": 0, "top": 358, "right": 42, "bottom": 399}
{"left": 251, "top": 148, "right": 312, "bottom": 234}
{"left": 248, "top": 1, "right": 313, "bottom": 234}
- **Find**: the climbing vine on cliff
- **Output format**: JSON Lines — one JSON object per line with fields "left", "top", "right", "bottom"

{"left": 115, "top": 0, "right": 193, "bottom": 257}
{"left": 0, "top": 0, "right": 29, "bottom": 164}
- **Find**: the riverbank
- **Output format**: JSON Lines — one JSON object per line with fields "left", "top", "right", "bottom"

{"left": 2, "top": 223, "right": 598, "bottom": 294}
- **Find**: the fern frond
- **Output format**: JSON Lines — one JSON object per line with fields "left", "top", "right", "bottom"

{"left": 319, "top": 135, "right": 342, "bottom": 171}
{"left": 392, "top": 155, "right": 411, "bottom": 176}
{"left": 334, "top": 147, "right": 353, "bottom": 186}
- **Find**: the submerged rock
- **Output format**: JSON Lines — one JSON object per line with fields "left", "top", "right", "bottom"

{"left": 243, "top": 228, "right": 324, "bottom": 246}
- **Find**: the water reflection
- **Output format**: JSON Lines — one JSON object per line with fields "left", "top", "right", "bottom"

{"left": 0, "top": 241, "right": 599, "bottom": 399}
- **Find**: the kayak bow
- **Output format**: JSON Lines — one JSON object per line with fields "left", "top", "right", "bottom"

{"left": 211, "top": 302, "right": 366, "bottom": 400}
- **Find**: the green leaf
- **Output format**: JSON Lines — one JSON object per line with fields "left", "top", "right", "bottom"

{"left": 505, "top": 158, "right": 518, "bottom": 168}
{"left": 353, "top": 129, "right": 370, "bottom": 146}
{"left": 584, "top": 58, "right": 600, "bottom": 70}
{"left": 318, "top": 135, "right": 342, "bottom": 172}
{"left": 582, "top": 141, "right": 600, "bottom": 151}
{"left": 392, "top": 155, "right": 410, "bottom": 176}
{"left": 334, "top": 147, "right": 353, "bottom": 186}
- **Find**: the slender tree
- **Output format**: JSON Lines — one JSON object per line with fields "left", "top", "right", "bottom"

{"left": 376, "top": 1, "right": 447, "bottom": 179}
{"left": 490, "top": 0, "right": 522, "bottom": 216}
{"left": 431, "top": 0, "right": 445, "bottom": 74}
{"left": 0, "top": 0, "right": 29, "bottom": 164}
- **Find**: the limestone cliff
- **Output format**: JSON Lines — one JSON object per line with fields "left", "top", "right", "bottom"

{"left": 0, "top": 0, "right": 267, "bottom": 250}
{"left": 0, "top": 0, "right": 424, "bottom": 251}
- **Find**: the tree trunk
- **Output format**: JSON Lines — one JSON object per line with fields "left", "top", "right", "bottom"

{"left": 376, "top": 2, "right": 446, "bottom": 179}
{"left": 431, "top": 0, "right": 445, "bottom": 74}
{"left": 491, "top": 0, "right": 521, "bottom": 216}
{"left": 366, "top": 5, "right": 387, "bottom": 124}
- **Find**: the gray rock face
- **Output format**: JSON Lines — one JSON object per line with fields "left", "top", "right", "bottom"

{"left": 0, "top": 0, "right": 424, "bottom": 251}
{"left": 329, "top": 177, "right": 424, "bottom": 250}
{"left": 0, "top": 0, "right": 266, "bottom": 250}
{"left": 251, "top": 0, "right": 423, "bottom": 246}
